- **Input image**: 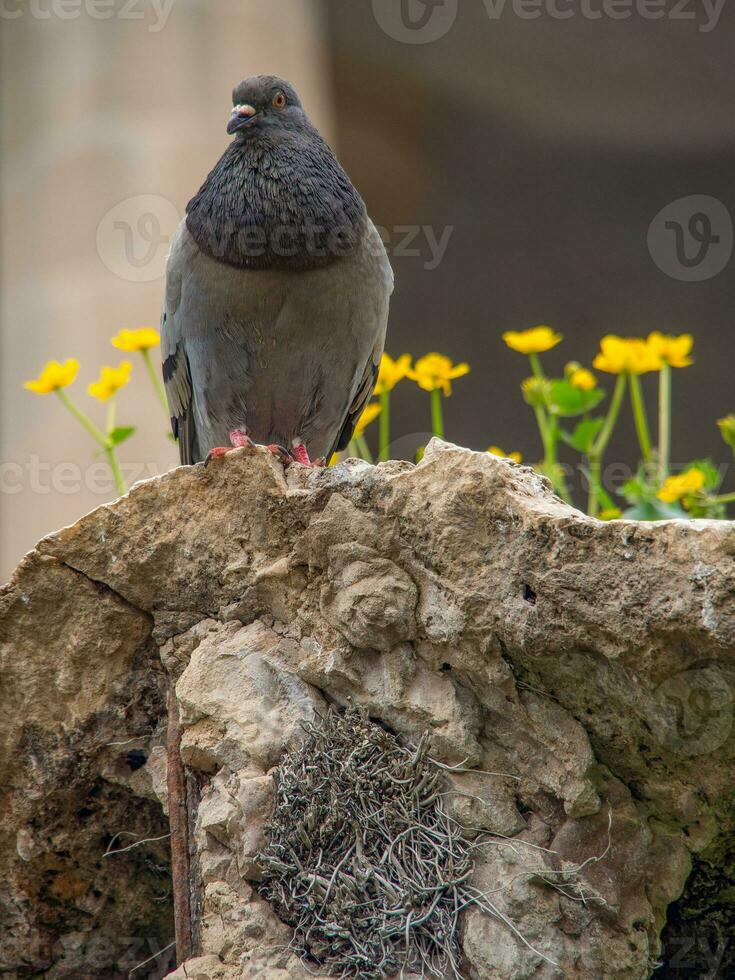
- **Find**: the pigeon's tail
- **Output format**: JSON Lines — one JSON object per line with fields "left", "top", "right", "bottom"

{"left": 327, "top": 356, "right": 381, "bottom": 462}
{"left": 174, "top": 408, "right": 201, "bottom": 466}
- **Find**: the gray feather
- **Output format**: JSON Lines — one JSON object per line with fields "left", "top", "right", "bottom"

{"left": 162, "top": 218, "right": 392, "bottom": 462}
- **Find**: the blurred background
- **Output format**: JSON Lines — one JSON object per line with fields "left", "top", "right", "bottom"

{"left": 2, "top": 0, "right": 735, "bottom": 581}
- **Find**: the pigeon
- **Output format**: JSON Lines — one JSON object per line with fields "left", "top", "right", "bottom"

{"left": 161, "top": 74, "right": 393, "bottom": 467}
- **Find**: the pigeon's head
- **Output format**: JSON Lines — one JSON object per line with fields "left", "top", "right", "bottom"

{"left": 227, "top": 75, "right": 306, "bottom": 138}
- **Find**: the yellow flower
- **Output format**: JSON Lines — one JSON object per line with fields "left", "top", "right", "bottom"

{"left": 88, "top": 361, "right": 133, "bottom": 402}
{"left": 111, "top": 327, "right": 161, "bottom": 352}
{"left": 374, "top": 353, "right": 411, "bottom": 395}
{"left": 647, "top": 331, "right": 693, "bottom": 368}
{"left": 488, "top": 446, "right": 523, "bottom": 464}
{"left": 24, "top": 359, "right": 80, "bottom": 394}
{"left": 592, "top": 336, "right": 660, "bottom": 375}
{"left": 502, "top": 326, "right": 562, "bottom": 354}
{"left": 717, "top": 415, "right": 735, "bottom": 450}
{"left": 569, "top": 367, "right": 597, "bottom": 391}
{"left": 657, "top": 468, "right": 705, "bottom": 504}
{"left": 599, "top": 507, "right": 623, "bottom": 521}
{"left": 406, "top": 353, "right": 470, "bottom": 396}
{"left": 354, "top": 402, "right": 381, "bottom": 437}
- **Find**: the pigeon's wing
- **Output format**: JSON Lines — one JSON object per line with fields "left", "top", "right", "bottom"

{"left": 326, "top": 221, "right": 394, "bottom": 460}
{"left": 328, "top": 339, "right": 382, "bottom": 459}
{"left": 161, "top": 222, "right": 199, "bottom": 465}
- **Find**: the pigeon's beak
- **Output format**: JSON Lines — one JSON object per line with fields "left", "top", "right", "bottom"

{"left": 227, "top": 104, "right": 257, "bottom": 135}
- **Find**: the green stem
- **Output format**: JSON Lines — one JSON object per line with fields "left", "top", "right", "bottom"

{"left": 658, "top": 362, "right": 671, "bottom": 485}
{"left": 533, "top": 404, "right": 550, "bottom": 449}
{"left": 588, "top": 374, "right": 628, "bottom": 518}
{"left": 104, "top": 447, "right": 127, "bottom": 497}
{"left": 592, "top": 374, "right": 627, "bottom": 458}
{"left": 529, "top": 353, "right": 545, "bottom": 379}
{"left": 56, "top": 390, "right": 109, "bottom": 447}
{"left": 142, "top": 349, "right": 169, "bottom": 417}
{"left": 355, "top": 433, "right": 374, "bottom": 464}
{"left": 105, "top": 397, "right": 128, "bottom": 495}
{"left": 346, "top": 439, "right": 359, "bottom": 459}
{"left": 587, "top": 456, "right": 603, "bottom": 518}
{"left": 379, "top": 389, "right": 390, "bottom": 462}
{"left": 56, "top": 390, "right": 127, "bottom": 497}
{"left": 628, "top": 374, "right": 652, "bottom": 464}
{"left": 430, "top": 389, "right": 444, "bottom": 439}
{"left": 704, "top": 491, "right": 735, "bottom": 506}
{"left": 527, "top": 354, "right": 571, "bottom": 503}
{"left": 106, "top": 398, "right": 116, "bottom": 436}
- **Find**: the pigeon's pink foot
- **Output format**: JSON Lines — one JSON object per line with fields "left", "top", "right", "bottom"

{"left": 204, "top": 431, "right": 302, "bottom": 469}
{"left": 229, "top": 428, "right": 253, "bottom": 449}
{"left": 290, "top": 439, "right": 312, "bottom": 466}
{"left": 289, "top": 439, "right": 328, "bottom": 467}
{"left": 204, "top": 429, "right": 252, "bottom": 467}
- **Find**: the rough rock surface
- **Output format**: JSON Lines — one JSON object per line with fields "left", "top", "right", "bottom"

{"left": 1, "top": 440, "right": 734, "bottom": 978}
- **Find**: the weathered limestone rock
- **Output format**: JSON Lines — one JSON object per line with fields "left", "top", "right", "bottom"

{"left": 2, "top": 440, "right": 734, "bottom": 978}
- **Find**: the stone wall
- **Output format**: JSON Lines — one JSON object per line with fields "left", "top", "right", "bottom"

{"left": 2, "top": 441, "right": 734, "bottom": 978}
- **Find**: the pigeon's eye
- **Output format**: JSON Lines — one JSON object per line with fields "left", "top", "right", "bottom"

{"left": 272, "top": 92, "right": 286, "bottom": 110}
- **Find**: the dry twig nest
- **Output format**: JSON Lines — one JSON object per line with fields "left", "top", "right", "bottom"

{"left": 257, "top": 707, "right": 473, "bottom": 979}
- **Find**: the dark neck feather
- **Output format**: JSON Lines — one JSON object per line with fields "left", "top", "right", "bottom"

{"left": 185, "top": 126, "right": 366, "bottom": 272}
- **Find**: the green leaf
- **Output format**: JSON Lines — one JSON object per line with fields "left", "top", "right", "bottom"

{"left": 109, "top": 426, "right": 136, "bottom": 446}
{"left": 687, "top": 498, "right": 727, "bottom": 520}
{"left": 685, "top": 458, "right": 722, "bottom": 493}
{"left": 560, "top": 418, "right": 605, "bottom": 454}
{"left": 620, "top": 475, "right": 650, "bottom": 504}
{"left": 620, "top": 463, "right": 661, "bottom": 505}
{"left": 548, "top": 380, "right": 606, "bottom": 417}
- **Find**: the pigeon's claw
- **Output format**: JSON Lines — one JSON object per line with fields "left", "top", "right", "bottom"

{"left": 204, "top": 432, "right": 317, "bottom": 469}
{"left": 204, "top": 446, "right": 234, "bottom": 467}
{"left": 266, "top": 444, "right": 293, "bottom": 466}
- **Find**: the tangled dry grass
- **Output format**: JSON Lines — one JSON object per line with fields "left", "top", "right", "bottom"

{"left": 257, "top": 707, "right": 474, "bottom": 979}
